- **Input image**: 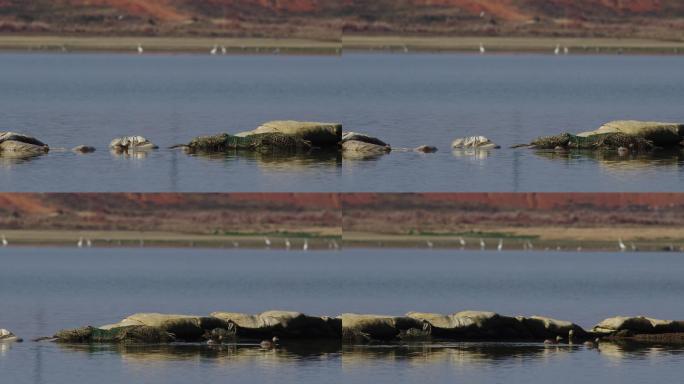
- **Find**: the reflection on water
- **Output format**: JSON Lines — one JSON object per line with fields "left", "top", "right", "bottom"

{"left": 533, "top": 149, "right": 684, "bottom": 171}
{"left": 42, "top": 341, "right": 684, "bottom": 366}
{"left": 109, "top": 149, "right": 156, "bottom": 160}
{"left": 0, "top": 152, "right": 47, "bottom": 166}
{"left": 188, "top": 149, "right": 342, "bottom": 171}
{"left": 56, "top": 341, "right": 342, "bottom": 365}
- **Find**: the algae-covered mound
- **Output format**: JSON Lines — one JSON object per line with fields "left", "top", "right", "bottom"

{"left": 0, "top": 132, "right": 49, "bottom": 154}
{"left": 184, "top": 132, "right": 312, "bottom": 153}
{"left": 578, "top": 120, "right": 684, "bottom": 147}
{"left": 592, "top": 316, "right": 684, "bottom": 336}
{"left": 100, "top": 313, "right": 234, "bottom": 341}
{"left": 530, "top": 132, "right": 654, "bottom": 151}
{"left": 341, "top": 314, "right": 429, "bottom": 341}
{"left": 236, "top": 121, "right": 342, "bottom": 148}
{"left": 55, "top": 325, "right": 174, "bottom": 343}
{"left": 407, "top": 311, "right": 588, "bottom": 340}
{"left": 527, "top": 120, "right": 684, "bottom": 151}
{"left": 211, "top": 310, "right": 341, "bottom": 339}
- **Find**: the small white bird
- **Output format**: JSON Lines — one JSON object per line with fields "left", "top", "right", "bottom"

{"left": 303, "top": 240, "right": 309, "bottom": 251}
{"left": 77, "top": 237, "right": 84, "bottom": 248}
{"left": 331, "top": 240, "right": 339, "bottom": 250}
{"left": 403, "top": 45, "right": 409, "bottom": 53}
{"left": 497, "top": 239, "right": 503, "bottom": 252}
{"left": 458, "top": 237, "right": 466, "bottom": 248}
{"left": 285, "top": 239, "right": 291, "bottom": 250}
{"left": 526, "top": 240, "right": 534, "bottom": 250}
{"left": 86, "top": 238, "right": 92, "bottom": 248}
{"left": 564, "top": 46, "right": 569, "bottom": 55}
{"left": 221, "top": 46, "right": 227, "bottom": 55}
{"left": 232, "top": 241, "right": 240, "bottom": 248}
{"left": 554, "top": 44, "right": 560, "bottom": 55}
{"left": 1, "top": 235, "right": 7, "bottom": 247}
{"left": 618, "top": 238, "right": 627, "bottom": 252}
{"left": 210, "top": 45, "right": 218, "bottom": 55}
{"left": 264, "top": 237, "right": 271, "bottom": 248}
{"left": 630, "top": 242, "right": 637, "bottom": 252}
{"left": 426, "top": 240, "right": 434, "bottom": 249}
{"left": 137, "top": 43, "right": 144, "bottom": 55}
{"left": 479, "top": 43, "right": 486, "bottom": 54}
{"left": 480, "top": 238, "right": 486, "bottom": 250}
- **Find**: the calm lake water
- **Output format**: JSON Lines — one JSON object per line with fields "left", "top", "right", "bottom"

{"left": 1, "top": 248, "right": 683, "bottom": 383}
{"left": 1, "top": 53, "right": 683, "bottom": 191}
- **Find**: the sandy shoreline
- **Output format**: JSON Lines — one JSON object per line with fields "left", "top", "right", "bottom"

{"left": 343, "top": 36, "right": 684, "bottom": 55}
{"left": 344, "top": 227, "right": 684, "bottom": 252}
{"left": 0, "top": 35, "right": 341, "bottom": 55}
{"left": 0, "top": 230, "right": 340, "bottom": 250}
{"left": 1, "top": 35, "right": 683, "bottom": 55}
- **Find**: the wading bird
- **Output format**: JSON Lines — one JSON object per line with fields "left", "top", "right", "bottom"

{"left": 210, "top": 45, "right": 218, "bottom": 55}
{"left": 618, "top": 238, "right": 627, "bottom": 252}
{"left": 497, "top": 239, "right": 503, "bottom": 252}
{"left": 479, "top": 43, "right": 486, "bottom": 54}
{"left": 1, "top": 235, "right": 7, "bottom": 247}
{"left": 426, "top": 240, "right": 434, "bottom": 249}
{"left": 480, "top": 238, "right": 486, "bottom": 250}
{"left": 86, "top": 238, "right": 92, "bottom": 248}
{"left": 554, "top": 44, "right": 560, "bottom": 55}
{"left": 459, "top": 237, "right": 466, "bottom": 248}
{"left": 77, "top": 237, "right": 84, "bottom": 248}
{"left": 303, "top": 240, "right": 309, "bottom": 251}
{"left": 221, "top": 46, "right": 227, "bottom": 55}
{"left": 564, "top": 46, "right": 569, "bottom": 55}
{"left": 137, "top": 43, "right": 144, "bottom": 55}
{"left": 285, "top": 239, "right": 291, "bottom": 250}
{"left": 264, "top": 237, "right": 271, "bottom": 248}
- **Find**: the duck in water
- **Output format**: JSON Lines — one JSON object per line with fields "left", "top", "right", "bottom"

{"left": 260, "top": 336, "right": 280, "bottom": 349}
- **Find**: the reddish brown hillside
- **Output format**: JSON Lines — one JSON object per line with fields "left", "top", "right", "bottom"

{"left": 1, "top": 0, "right": 683, "bottom": 38}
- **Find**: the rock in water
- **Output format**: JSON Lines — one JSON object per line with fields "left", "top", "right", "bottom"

{"left": 109, "top": 136, "right": 157, "bottom": 151}
{"left": 0, "top": 329, "right": 21, "bottom": 342}
{"left": 452, "top": 136, "right": 500, "bottom": 149}
{"left": 236, "top": 121, "right": 342, "bottom": 148}
{"left": 72, "top": 145, "right": 96, "bottom": 153}
{"left": 341, "top": 132, "right": 389, "bottom": 147}
{"left": 0, "top": 132, "right": 49, "bottom": 154}
{"left": 414, "top": 145, "right": 438, "bottom": 153}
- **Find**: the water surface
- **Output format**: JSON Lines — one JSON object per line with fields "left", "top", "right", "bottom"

{"left": 1, "top": 248, "right": 684, "bottom": 383}
{"left": 2, "top": 53, "right": 684, "bottom": 191}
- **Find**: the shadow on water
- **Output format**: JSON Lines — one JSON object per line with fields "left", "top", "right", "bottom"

{"left": 533, "top": 148, "right": 684, "bottom": 171}
{"left": 49, "top": 341, "right": 684, "bottom": 365}
{"left": 187, "top": 149, "right": 341, "bottom": 170}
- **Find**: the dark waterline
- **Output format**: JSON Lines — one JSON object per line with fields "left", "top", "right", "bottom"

{"left": 1, "top": 53, "right": 683, "bottom": 191}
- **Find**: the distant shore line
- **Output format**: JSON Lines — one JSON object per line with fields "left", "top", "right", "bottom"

{"left": 1, "top": 229, "right": 682, "bottom": 252}
{"left": 0, "top": 35, "right": 683, "bottom": 55}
